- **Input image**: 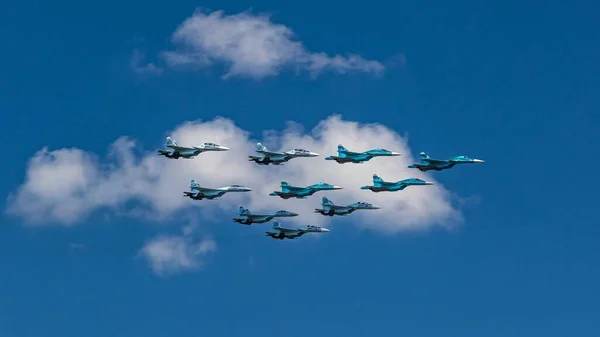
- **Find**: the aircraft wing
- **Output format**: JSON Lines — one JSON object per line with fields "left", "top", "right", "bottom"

{"left": 261, "top": 150, "right": 286, "bottom": 157}
{"left": 193, "top": 187, "right": 218, "bottom": 192}
{"left": 423, "top": 157, "right": 449, "bottom": 164}
{"left": 173, "top": 145, "right": 196, "bottom": 152}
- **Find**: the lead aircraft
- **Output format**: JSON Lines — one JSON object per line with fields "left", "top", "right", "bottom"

{"left": 408, "top": 152, "right": 484, "bottom": 171}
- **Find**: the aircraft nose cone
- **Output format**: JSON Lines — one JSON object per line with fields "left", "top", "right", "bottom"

{"left": 473, "top": 159, "right": 484, "bottom": 163}
{"left": 390, "top": 152, "right": 402, "bottom": 156}
{"left": 425, "top": 182, "right": 434, "bottom": 185}
{"left": 321, "top": 228, "right": 330, "bottom": 232}
{"left": 220, "top": 146, "right": 230, "bottom": 151}
{"left": 332, "top": 186, "right": 343, "bottom": 190}
{"left": 310, "top": 152, "right": 320, "bottom": 157}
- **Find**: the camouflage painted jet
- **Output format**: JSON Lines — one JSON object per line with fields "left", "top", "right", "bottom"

{"left": 314, "top": 197, "right": 380, "bottom": 216}
{"left": 361, "top": 174, "right": 433, "bottom": 192}
{"left": 158, "top": 137, "right": 229, "bottom": 159}
{"left": 265, "top": 221, "right": 330, "bottom": 240}
{"left": 269, "top": 181, "right": 343, "bottom": 199}
{"left": 408, "top": 152, "right": 484, "bottom": 171}
{"left": 232, "top": 206, "right": 298, "bottom": 225}
{"left": 325, "top": 144, "right": 401, "bottom": 164}
{"left": 183, "top": 180, "right": 251, "bottom": 200}
{"left": 248, "top": 142, "right": 319, "bottom": 165}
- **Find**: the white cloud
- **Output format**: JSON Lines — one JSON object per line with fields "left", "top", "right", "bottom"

{"left": 160, "top": 9, "right": 384, "bottom": 79}
{"left": 6, "top": 115, "right": 462, "bottom": 233}
{"left": 130, "top": 49, "right": 164, "bottom": 75}
{"left": 139, "top": 235, "right": 216, "bottom": 276}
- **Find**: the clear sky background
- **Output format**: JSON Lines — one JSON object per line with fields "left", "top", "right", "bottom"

{"left": 1, "top": 0, "right": 599, "bottom": 336}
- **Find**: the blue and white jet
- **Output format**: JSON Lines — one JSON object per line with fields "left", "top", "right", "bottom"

{"left": 248, "top": 143, "right": 319, "bottom": 165}
{"left": 232, "top": 206, "right": 299, "bottom": 225}
{"left": 269, "top": 181, "right": 343, "bottom": 199}
{"left": 183, "top": 180, "right": 251, "bottom": 200}
{"left": 361, "top": 174, "right": 433, "bottom": 192}
{"left": 158, "top": 137, "right": 229, "bottom": 159}
{"left": 314, "top": 197, "right": 381, "bottom": 216}
{"left": 325, "top": 144, "right": 401, "bottom": 164}
{"left": 265, "top": 221, "right": 330, "bottom": 240}
{"left": 408, "top": 152, "right": 485, "bottom": 172}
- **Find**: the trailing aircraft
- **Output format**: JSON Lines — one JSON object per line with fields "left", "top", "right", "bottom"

{"left": 314, "top": 197, "right": 380, "bottom": 216}
{"left": 361, "top": 174, "right": 433, "bottom": 192}
{"left": 158, "top": 137, "right": 229, "bottom": 159}
{"left": 183, "top": 180, "right": 251, "bottom": 200}
{"left": 248, "top": 142, "right": 319, "bottom": 165}
{"left": 265, "top": 221, "right": 330, "bottom": 240}
{"left": 325, "top": 144, "right": 400, "bottom": 164}
{"left": 232, "top": 206, "right": 298, "bottom": 225}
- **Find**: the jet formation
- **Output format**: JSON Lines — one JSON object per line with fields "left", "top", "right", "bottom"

{"left": 157, "top": 135, "right": 484, "bottom": 240}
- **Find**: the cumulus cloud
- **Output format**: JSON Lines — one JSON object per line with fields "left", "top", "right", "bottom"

{"left": 139, "top": 235, "right": 216, "bottom": 276}
{"left": 160, "top": 9, "right": 384, "bottom": 79}
{"left": 6, "top": 115, "right": 462, "bottom": 233}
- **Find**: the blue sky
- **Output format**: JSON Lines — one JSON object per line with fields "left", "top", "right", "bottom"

{"left": 1, "top": 0, "right": 599, "bottom": 336}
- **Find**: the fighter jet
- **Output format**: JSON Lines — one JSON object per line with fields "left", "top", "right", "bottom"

{"left": 325, "top": 144, "right": 401, "bottom": 164}
{"left": 248, "top": 143, "right": 319, "bottom": 165}
{"left": 361, "top": 174, "right": 433, "bottom": 192}
{"left": 314, "top": 197, "right": 381, "bottom": 216}
{"left": 183, "top": 180, "right": 251, "bottom": 200}
{"left": 265, "top": 221, "right": 330, "bottom": 240}
{"left": 269, "top": 181, "right": 343, "bottom": 199}
{"left": 158, "top": 137, "right": 229, "bottom": 159}
{"left": 408, "top": 152, "right": 485, "bottom": 171}
{"left": 232, "top": 206, "right": 299, "bottom": 225}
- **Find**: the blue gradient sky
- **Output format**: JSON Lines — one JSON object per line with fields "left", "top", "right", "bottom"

{"left": 1, "top": 0, "right": 599, "bottom": 336}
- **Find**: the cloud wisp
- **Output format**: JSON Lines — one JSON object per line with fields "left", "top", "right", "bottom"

{"left": 138, "top": 235, "right": 216, "bottom": 276}
{"left": 6, "top": 115, "right": 461, "bottom": 233}
{"left": 160, "top": 9, "right": 384, "bottom": 79}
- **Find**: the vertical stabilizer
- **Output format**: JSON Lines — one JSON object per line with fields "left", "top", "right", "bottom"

{"left": 373, "top": 174, "right": 384, "bottom": 186}
{"left": 256, "top": 143, "right": 268, "bottom": 152}
{"left": 166, "top": 137, "right": 177, "bottom": 147}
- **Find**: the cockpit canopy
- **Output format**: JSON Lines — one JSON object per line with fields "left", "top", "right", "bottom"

{"left": 293, "top": 148, "right": 309, "bottom": 153}
{"left": 230, "top": 184, "right": 242, "bottom": 187}
{"left": 204, "top": 142, "right": 218, "bottom": 146}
